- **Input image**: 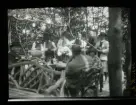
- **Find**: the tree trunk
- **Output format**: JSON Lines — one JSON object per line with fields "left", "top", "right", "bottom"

{"left": 8, "top": 18, "right": 11, "bottom": 53}
{"left": 108, "top": 8, "right": 123, "bottom": 96}
{"left": 123, "top": 8, "right": 131, "bottom": 96}
{"left": 86, "top": 7, "right": 88, "bottom": 40}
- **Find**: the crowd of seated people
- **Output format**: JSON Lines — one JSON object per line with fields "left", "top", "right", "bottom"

{"left": 8, "top": 31, "right": 110, "bottom": 96}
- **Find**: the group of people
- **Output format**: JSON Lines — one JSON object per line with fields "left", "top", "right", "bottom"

{"left": 64, "top": 32, "right": 109, "bottom": 96}
{"left": 30, "top": 31, "right": 88, "bottom": 63}
{"left": 8, "top": 31, "right": 109, "bottom": 96}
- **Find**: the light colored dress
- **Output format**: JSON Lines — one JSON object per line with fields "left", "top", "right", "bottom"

{"left": 57, "top": 38, "right": 72, "bottom": 56}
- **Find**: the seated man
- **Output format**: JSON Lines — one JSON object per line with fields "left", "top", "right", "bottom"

{"left": 65, "top": 45, "right": 102, "bottom": 97}
{"left": 57, "top": 32, "right": 72, "bottom": 62}
{"left": 8, "top": 42, "right": 22, "bottom": 78}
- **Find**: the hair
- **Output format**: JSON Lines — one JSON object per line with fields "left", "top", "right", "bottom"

{"left": 75, "top": 38, "right": 82, "bottom": 45}
{"left": 88, "top": 36, "right": 96, "bottom": 46}
{"left": 87, "top": 47, "right": 97, "bottom": 55}
{"left": 72, "top": 45, "right": 81, "bottom": 55}
{"left": 99, "top": 32, "right": 107, "bottom": 39}
{"left": 62, "top": 31, "right": 68, "bottom": 37}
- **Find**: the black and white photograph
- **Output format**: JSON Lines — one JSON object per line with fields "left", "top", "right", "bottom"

{"left": 8, "top": 7, "right": 131, "bottom": 100}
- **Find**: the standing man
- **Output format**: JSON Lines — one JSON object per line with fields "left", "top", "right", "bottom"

{"left": 97, "top": 32, "right": 109, "bottom": 92}
{"left": 70, "top": 32, "right": 87, "bottom": 54}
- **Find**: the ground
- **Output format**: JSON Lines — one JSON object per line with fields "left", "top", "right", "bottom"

{"left": 98, "top": 81, "right": 110, "bottom": 97}
{"left": 98, "top": 80, "right": 126, "bottom": 97}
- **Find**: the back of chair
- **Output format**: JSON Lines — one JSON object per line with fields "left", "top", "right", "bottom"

{"left": 79, "top": 68, "right": 100, "bottom": 96}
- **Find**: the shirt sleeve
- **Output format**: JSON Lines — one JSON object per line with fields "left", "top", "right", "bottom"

{"left": 57, "top": 39, "right": 62, "bottom": 48}
{"left": 102, "top": 41, "right": 109, "bottom": 53}
{"left": 81, "top": 40, "right": 87, "bottom": 48}
{"left": 70, "top": 40, "right": 75, "bottom": 44}
{"left": 66, "top": 39, "right": 70, "bottom": 45}
{"left": 32, "top": 42, "right": 36, "bottom": 50}
{"left": 52, "top": 42, "right": 57, "bottom": 50}
{"left": 65, "top": 63, "right": 74, "bottom": 76}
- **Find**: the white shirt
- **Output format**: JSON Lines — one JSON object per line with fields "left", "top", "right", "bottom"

{"left": 70, "top": 39, "right": 87, "bottom": 48}
{"left": 100, "top": 40, "right": 109, "bottom": 61}
{"left": 57, "top": 38, "right": 70, "bottom": 48}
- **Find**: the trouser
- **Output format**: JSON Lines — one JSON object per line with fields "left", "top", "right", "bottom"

{"left": 99, "top": 60, "right": 108, "bottom": 91}
{"left": 64, "top": 86, "right": 79, "bottom": 97}
{"left": 45, "top": 50, "right": 55, "bottom": 61}
{"left": 100, "top": 74, "right": 103, "bottom": 91}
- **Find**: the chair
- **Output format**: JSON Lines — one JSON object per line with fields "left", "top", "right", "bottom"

{"left": 64, "top": 68, "right": 100, "bottom": 97}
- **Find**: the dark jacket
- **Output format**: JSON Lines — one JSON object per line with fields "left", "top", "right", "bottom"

{"left": 8, "top": 51, "right": 21, "bottom": 65}
{"left": 65, "top": 53, "right": 102, "bottom": 89}
{"left": 65, "top": 54, "right": 93, "bottom": 89}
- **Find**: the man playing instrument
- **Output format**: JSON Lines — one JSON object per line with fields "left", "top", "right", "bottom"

{"left": 70, "top": 32, "right": 87, "bottom": 54}
{"left": 57, "top": 32, "right": 72, "bottom": 62}
{"left": 97, "top": 32, "right": 109, "bottom": 92}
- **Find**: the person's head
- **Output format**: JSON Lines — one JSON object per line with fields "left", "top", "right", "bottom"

{"left": 88, "top": 47, "right": 96, "bottom": 57}
{"left": 75, "top": 38, "right": 82, "bottom": 45}
{"left": 90, "top": 51, "right": 96, "bottom": 57}
{"left": 99, "top": 32, "right": 107, "bottom": 40}
{"left": 61, "top": 31, "right": 67, "bottom": 40}
{"left": 45, "top": 35, "right": 52, "bottom": 43}
{"left": 77, "top": 32, "right": 82, "bottom": 40}
{"left": 71, "top": 45, "right": 82, "bottom": 56}
{"left": 10, "top": 42, "right": 21, "bottom": 53}
{"left": 88, "top": 36, "right": 96, "bottom": 46}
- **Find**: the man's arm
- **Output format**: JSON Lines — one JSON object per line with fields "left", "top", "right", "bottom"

{"left": 80, "top": 40, "right": 87, "bottom": 48}
{"left": 65, "top": 63, "right": 74, "bottom": 76}
{"left": 57, "top": 39, "right": 62, "bottom": 48}
{"left": 52, "top": 42, "right": 57, "bottom": 51}
{"left": 101, "top": 41, "right": 109, "bottom": 53}
{"left": 31, "top": 42, "right": 36, "bottom": 50}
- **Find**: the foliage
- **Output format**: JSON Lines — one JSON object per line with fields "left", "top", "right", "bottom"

{"left": 8, "top": 7, "right": 109, "bottom": 51}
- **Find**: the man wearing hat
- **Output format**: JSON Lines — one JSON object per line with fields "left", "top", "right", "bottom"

{"left": 8, "top": 42, "right": 22, "bottom": 75}
{"left": 97, "top": 32, "right": 109, "bottom": 92}
{"left": 8, "top": 42, "right": 22, "bottom": 64}
{"left": 64, "top": 45, "right": 100, "bottom": 97}
{"left": 70, "top": 32, "right": 87, "bottom": 54}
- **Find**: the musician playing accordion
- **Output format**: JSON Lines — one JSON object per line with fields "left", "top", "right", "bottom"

{"left": 57, "top": 32, "right": 72, "bottom": 62}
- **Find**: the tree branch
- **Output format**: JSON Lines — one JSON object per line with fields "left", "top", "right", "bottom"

{"left": 8, "top": 61, "right": 61, "bottom": 75}
{"left": 45, "top": 71, "right": 65, "bottom": 94}
{"left": 9, "top": 15, "right": 67, "bottom": 27}
{"left": 9, "top": 74, "right": 20, "bottom": 88}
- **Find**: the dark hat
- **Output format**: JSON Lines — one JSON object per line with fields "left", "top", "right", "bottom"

{"left": 99, "top": 32, "right": 107, "bottom": 37}
{"left": 88, "top": 47, "right": 97, "bottom": 53}
{"left": 10, "top": 42, "right": 21, "bottom": 48}
{"left": 72, "top": 44, "right": 81, "bottom": 54}
{"left": 62, "top": 31, "right": 69, "bottom": 37}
